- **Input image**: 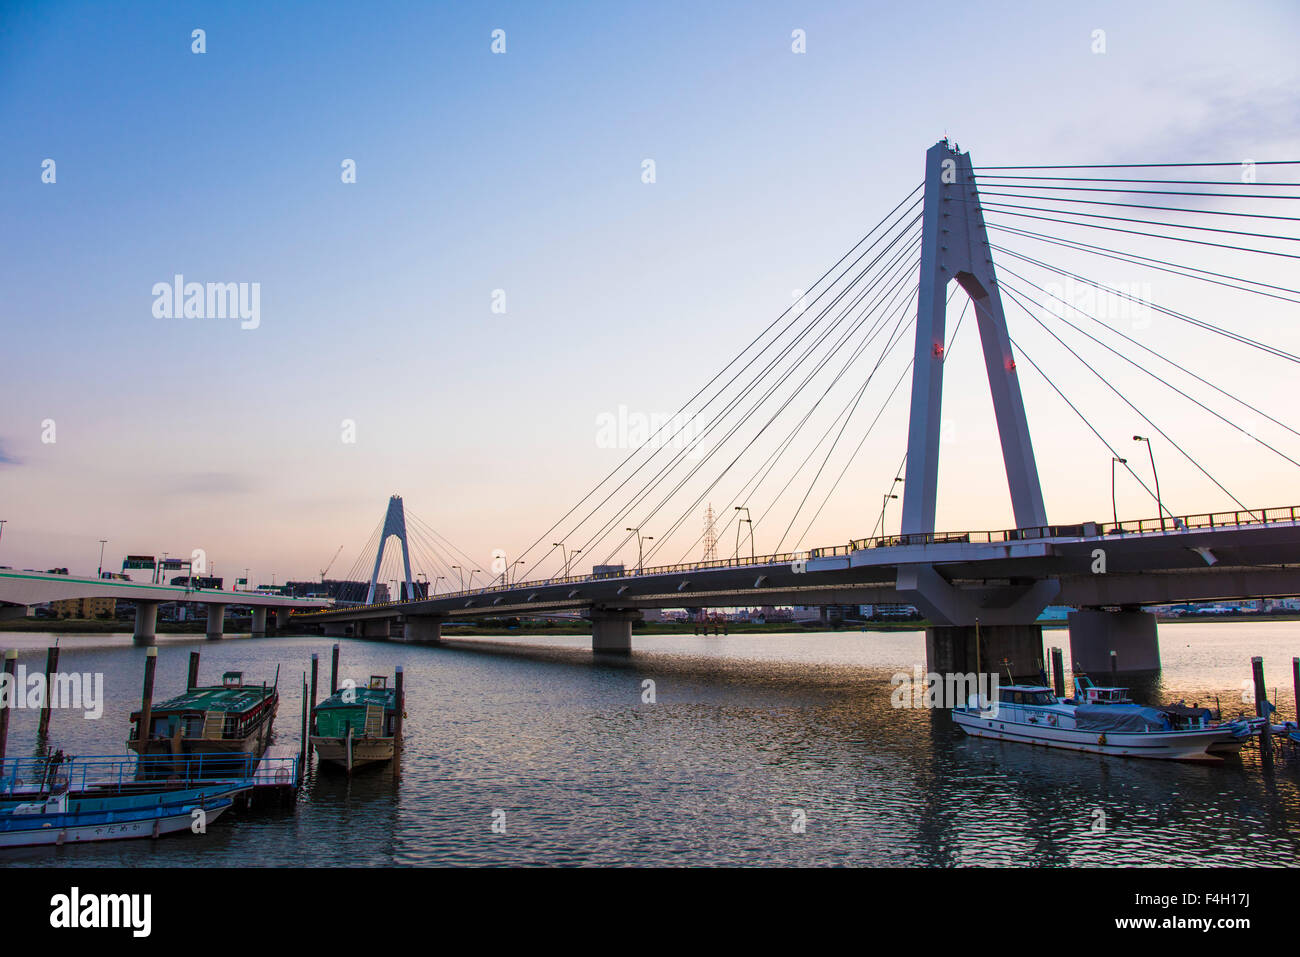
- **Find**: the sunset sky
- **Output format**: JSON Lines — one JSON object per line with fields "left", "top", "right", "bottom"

{"left": 2, "top": 0, "right": 1298, "bottom": 586}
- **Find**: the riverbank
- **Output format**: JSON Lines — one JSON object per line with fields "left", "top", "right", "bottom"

{"left": 4, "top": 612, "right": 1296, "bottom": 637}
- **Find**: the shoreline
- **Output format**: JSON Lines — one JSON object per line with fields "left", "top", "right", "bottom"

{"left": 3, "top": 612, "right": 1298, "bottom": 637}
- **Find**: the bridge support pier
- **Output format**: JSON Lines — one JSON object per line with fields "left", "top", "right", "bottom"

{"left": 590, "top": 608, "right": 639, "bottom": 654}
{"left": 926, "top": 624, "right": 1044, "bottom": 684}
{"left": 401, "top": 616, "right": 443, "bottom": 643}
{"left": 133, "top": 600, "right": 159, "bottom": 646}
{"left": 276, "top": 608, "right": 291, "bottom": 630}
{"left": 251, "top": 607, "right": 267, "bottom": 638}
{"left": 1068, "top": 608, "right": 1160, "bottom": 674}
{"left": 206, "top": 604, "right": 226, "bottom": 641}
{"left": 322, "top": 622, "right": 353, "bottom": 638}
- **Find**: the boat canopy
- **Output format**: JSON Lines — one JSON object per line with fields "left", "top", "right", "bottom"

{"left": 1074, "top": 704, "right": 1170, "bottom": 733}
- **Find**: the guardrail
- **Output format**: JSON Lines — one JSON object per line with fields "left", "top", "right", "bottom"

{"left": 301, "top": 503, "right": 1300, "bottom": 616}
{"left": 0, "top": 752, "right": 267, "bottom": 795}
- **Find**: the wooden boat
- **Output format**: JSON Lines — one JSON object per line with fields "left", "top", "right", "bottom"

{"left": 311, "top": 675, "right": 399, "bottom": 772}
{"left": 127, "top": 670, "right": 278, "bottom": 769}
{"left": 0, "top": 784, "right": 244, "bottom": 848}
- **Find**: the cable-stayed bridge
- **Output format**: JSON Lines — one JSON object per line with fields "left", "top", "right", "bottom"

{"left": 267, "top": 141, "right": 1300, "bottom": 676}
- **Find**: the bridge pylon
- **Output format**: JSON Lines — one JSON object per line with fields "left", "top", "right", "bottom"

{"left": 900, "top": 140, "right": 1053, "bottom": 681}
{"left": 901, "top": 139, "right": 1047, "bottom": 535}
{"left": 366, "top": 495, "right": 416, "bottom": 605}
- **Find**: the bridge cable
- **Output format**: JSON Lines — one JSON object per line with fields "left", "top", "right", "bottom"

{"left": 997, "top": 286, "right": 1256, "bottom": 517}
{"left": 608, "top": 238, "right": 925, "bottom": 570}
{"left": 504, "top": 184, "right": 925, "bottom": 579}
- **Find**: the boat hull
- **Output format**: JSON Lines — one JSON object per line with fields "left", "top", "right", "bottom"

{"left": 0, "top": 799, "right": 233, "bottom": 849}
{"left": 310, "top": 736, "right": 394, "bottom": 771}
{"left": 952, "top": 708, "right": 1238, "bottom": 761}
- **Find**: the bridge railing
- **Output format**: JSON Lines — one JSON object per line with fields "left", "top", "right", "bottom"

{"left": 309, "top": 503, "right": 1300, "bottom": 614}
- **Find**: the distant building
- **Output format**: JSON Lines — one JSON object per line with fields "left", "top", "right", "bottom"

{"left": 50, "top": 597, "right": 116, "bottom": 618}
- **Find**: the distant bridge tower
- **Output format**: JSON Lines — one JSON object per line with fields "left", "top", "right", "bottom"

{"left": 901, "top": 139, "right": 1047, "bottom": 535}
{"left": 366, "top": 494, "right": 416, "bottom": 605}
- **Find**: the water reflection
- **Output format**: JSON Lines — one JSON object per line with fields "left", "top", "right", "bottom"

{"left": 0, "top": 626, "right": 1296, "bottom": 866}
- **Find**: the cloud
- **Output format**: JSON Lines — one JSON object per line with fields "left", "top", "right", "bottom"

{"left": 0, "top": 441, "right": 19, "bottom": 466}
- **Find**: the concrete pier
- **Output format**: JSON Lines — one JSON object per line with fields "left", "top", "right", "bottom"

{"left": 926, "top": 624, "right": 1044, "bottom": 683}
{"left": 251, "top": 606, "right": 268, "bottom": 638}
{"left": 1067, "top": 608, "right": 1160, "bottom": 673}
{"left": 276, "top": 608, "right": 291, "bottom": 630}
{"left": 590, "top": 608, "right": 639, "bottom": 654}
{"left": 206, "top": 603, "right": 226, "bottom": 640}
{"left": 402, "top": 616, "right": 443, "bottom": 643}
{"left": 133, "top": 600, "right": 160, "bottom": 645}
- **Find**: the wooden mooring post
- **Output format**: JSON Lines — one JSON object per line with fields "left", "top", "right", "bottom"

{"left": 1252, "top": 656, "right": 1273, "bottom": 768}
{"left": 187, "top": 650, "right": 201, "bottom": 690}
{"left": 298, "top": 674, "right": 308, "bottom": 786}
{"left": 0, "top": 649, "right": 17, "bottom": 772}
{"left": 38, "top": 644, "right": 60, "bottom": 736}
{"left": 393, "top": 665, "right": 405, "bottom": 773}
{"left": 1051, "top": 646, "right": 1066, "bottom": 698}
{"left": 1293, "top": 656, "right": 1299, "bottom": 726}
{"left": 330, "top": 643, "right": 340, "bottom": 694}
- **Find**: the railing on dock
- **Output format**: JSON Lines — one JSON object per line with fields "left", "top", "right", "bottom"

{"left": 0, "top": 751, "right": 296, "bottom": 797}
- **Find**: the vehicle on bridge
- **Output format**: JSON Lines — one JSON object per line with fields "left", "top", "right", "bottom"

{"left": 952, "top": 678, "right": 1253, "bottom": 762}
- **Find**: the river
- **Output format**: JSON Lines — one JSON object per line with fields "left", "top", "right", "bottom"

{"left": 1, "top": 622, "right": 1298, "bottom": 866}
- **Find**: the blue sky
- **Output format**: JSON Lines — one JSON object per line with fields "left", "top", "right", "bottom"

{"left": 2, "top": 0, "right": 1298, "bottom": 583}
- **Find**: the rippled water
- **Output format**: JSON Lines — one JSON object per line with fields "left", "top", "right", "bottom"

{"left": 2, "top": 623, "right": 1298, "bottom": 866}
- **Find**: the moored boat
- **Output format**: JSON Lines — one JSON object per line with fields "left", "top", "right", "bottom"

{"left": 0, "top": 784, "right": 244, "bottom": 848}
{"left": 310, "top": 675, "right": 399, "bottom": 773}
{"left": 952, "top": 678, "right": 1253, "bottom": 761}
{"left": 128, "top": 670, "right": 278, "bottom": 770}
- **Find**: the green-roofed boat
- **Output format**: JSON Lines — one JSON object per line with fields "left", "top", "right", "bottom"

{"left": 128, "top": 670, "right": 279, "bottom": 766}
{"left": 311, "top": 675, "right": 399, "bottom": 772}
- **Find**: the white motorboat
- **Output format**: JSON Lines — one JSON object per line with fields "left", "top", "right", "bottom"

{"left": 952, "top": 677, "right": 1253, "bottom": 762}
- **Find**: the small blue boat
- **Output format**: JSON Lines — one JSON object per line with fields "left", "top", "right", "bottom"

{"left": 0, "top": 786, "right": 244, "bottom": 848}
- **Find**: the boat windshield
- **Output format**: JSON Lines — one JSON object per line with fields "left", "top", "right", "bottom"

{"left": 998, "top": 689, "right": 1058, "bottom": 706}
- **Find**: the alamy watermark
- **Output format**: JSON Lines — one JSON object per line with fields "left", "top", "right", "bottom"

{"left": 890, "top": 665, "right": 999, "bottom": 716}
{"left": 152, "top": 275, "right": 260, "bottom": 330}
{"left": 0, "top": 666, "right": 104, "bottom": 719}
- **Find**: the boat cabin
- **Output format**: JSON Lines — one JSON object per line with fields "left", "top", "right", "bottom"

{"left": 222, "top": 671, "right": 244, "bottom": 689}
{"left": 1073, "top": 676, "right": 1134, "bottom": 705}
{"left": 997, "top": 685, "right": 1059, "bottom": 706}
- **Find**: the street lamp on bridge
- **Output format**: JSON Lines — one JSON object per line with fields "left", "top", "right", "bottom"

{"left": 878, "top": 493, "right": 898, "bottom": 539}
{"left": 1132, "top": 436, "right": 1165, "bottom": 531}
{"left": 506, "top": 559, "right": 525, "bottom": 586}
{"left": 97, "top": 539, "right": 108, "bottom": 579}
{"left": 626, "top": 528, "right": 653, "bottom": 574}
{"left": 1111, "top": 457, "right": 1127, "bottom": 528}
{"left": 452, "top": 565, "right": 464, "bottom": 591}
{"left": 553, "top": 541, "right": 571, "bottom": 577}
{"left": 734, "top": 507, "right": 753, "bottom": 562}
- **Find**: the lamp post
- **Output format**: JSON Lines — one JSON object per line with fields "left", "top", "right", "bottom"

{"left": 470, "top": 568, "right": 482, "bottom": 589}
{"left": 435, "top": 575, "right": 445, "bottom": 594}
{"left": 1132, "top": 436, "right": 1164, "bottom": 530}
{"left": 553, "top": 542, "right": 569, "bottom": 577}
{"left": 879, "top": 494, "right": 898, "bottom": 539}
{"left": 734, "top": 507, "right": 753, "bottom": 562}
{"left": 570, "top": 549, "right": 582, "bottom": 578}
{"left": 452, "top": 565, "right": 464, "bottom": 591}
{"left": 97, "top": 539, "right": 108, "bottom": 579}
{"left": 507, "top": 560, "right": 525, "bottom": 586}
{"left": 627, "top": 527, "right": 650, "bottom": 574}
{"left": 1110, "top": 457, "right": 1127, "bottom": 528}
